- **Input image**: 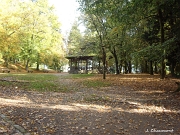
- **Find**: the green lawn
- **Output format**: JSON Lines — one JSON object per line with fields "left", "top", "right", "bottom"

{"left": 0, "top": 73, "right": 110, "bottom": 92}
{"left": 0, "top": 73, "right": 61, "bottom": 92}
{"left": 83, "top": 80, "right": 110, "bottom": 88}
{"left": 64, "top": 74, "right": 95, "bottom": 79}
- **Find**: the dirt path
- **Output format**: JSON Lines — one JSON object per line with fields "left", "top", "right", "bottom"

{"left": 0, "top": 74, "right": 180, "bottom": 135}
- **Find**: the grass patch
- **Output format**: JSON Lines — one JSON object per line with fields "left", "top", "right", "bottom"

{"left": 0, "top": 81, "right": 12, "bottom": 87}
{"left": 64, "top": 74, "right": 95, "bottom": 79}
{"left": 0, "top": 73, "right": 69, "bottom": 92}
{"left": 0, "top": 73, "right": 110, "bottom": 92}
{"left": 83, "top": 80, "right": 110, "bottom": 88}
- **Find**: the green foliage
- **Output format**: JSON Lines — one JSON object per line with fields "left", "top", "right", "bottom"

{"left": 68, "top": 21, "right": 83, "bottom": 56}
{"left": 77, "top": 0, "right": 180, "bottom": 77}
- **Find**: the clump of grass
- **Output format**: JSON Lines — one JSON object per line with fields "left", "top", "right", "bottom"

{"left": 65, "top": 74, "right": 95, "bottom": 79}
{"left": 83, "top": 80, "right": 110, "bottom": 88}
{"left": 0, "top": 81, "right": 12, "bottom": 87}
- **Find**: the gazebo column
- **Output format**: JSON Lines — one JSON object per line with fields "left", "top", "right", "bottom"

{"left": 91, "top": 60, "right": 93, "bottom": 70}
{"left": 75, "top": 59, "right": 78, "bottom": 73}
{"left": 77, "top": 59, "right": 80, "bottom": 70}
{"left": 80, "top": 60, "right": 82, "bottom": 70}
{"left": 86, "top": 59, "right": 88, "bottom": 74}
{"left": 74, "top": 59, "right": 77, "bottom": 69}
{"left": 70, "top": 59, "right": 72, "bottom": 72}
{"left": 66, "top": 56, "right": 94, "bottom": 74}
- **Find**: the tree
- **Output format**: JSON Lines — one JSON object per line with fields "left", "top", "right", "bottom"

{"left": 78, "top": 0, "right": 180, "bottom": 78}
{"left": 79, "top": 0, "right": 114, "bottom": 79}
{"left": 67, "top": 21, "right": 83, "bottom": 56}
{"left": 0, "top": 0, "right": 65, "bottom": 70}
{"left": 0, "top": 0, "right": 22, "bottom": 67}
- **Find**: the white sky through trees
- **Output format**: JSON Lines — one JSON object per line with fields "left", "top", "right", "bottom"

{"left": 48, "top": 0, "right": 80, "bottom": 35}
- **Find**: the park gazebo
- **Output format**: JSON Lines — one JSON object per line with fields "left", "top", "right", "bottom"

{"left": 66, "top": 55, "right": 95, "bottom": 74}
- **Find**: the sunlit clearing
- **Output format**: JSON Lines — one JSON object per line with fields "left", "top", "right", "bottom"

{"left": 0, "top": 97, "right": 179, "bottom": 114}
{"left": 71, "top": 103, "right": 111, "bottom": 112}
{"left": 117, "top": 77, "right": 158, "bottom": 80}
{"left": 12, "top": 74, "right": 27, "bottom": 76}
{"left": 136, "top": 90, "right": 165, "bottom": 94}
{"left": 0, "top": 73, "right": 9, "bottom": 75}
{"left": 0, "top": 98, "right": 31, "bottom": 104}
{"left": 123, "top": 101, "right": 177, "bottom": 113}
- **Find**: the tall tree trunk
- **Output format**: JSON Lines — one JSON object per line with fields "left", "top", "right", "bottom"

{"left": 26, "top": 59, "right": 30, "bottom": 71}
{"left": 149, "top": 60, "right": 154, "bottom": 75}
{"left": 86, "top": 59, "right": 88, "bottom": 74}
{"left": 144, "top": 60, "right": 148, "bottom": 73}
{"left": 111, "top": 47, "right": 119, "bottom": 74}
{"left": 4, "top": 57, "right": 9, "bottom": 68}
{"left": 124, "top": 61, "right": 128, "bottom": 74}
{"left": 36, "top": 62, "right": 39, "bottom": 71}
{"left": 158, "top": 7, "right": 166, "bottom": 79}
{"left": 102, "top": 47, "right": 106, "bottom": 79}
{"left": 119, "top": 60, "right": 123, "bottom": 73}
{"left": 170, "top": 62, "right": 176, "bottom": 76}
{"left": 98, "top": 60, "right": 101, "bottom": 68}
{"left": 128, "top": 61, "right": 132, "bottom": 73}
{"left": 90, "top": 15, "right": 106, "bottom": 79}
{"left": 36, "top": 53, "right": 40, "bottom": 70}
{"left": 140, "top": 63, "right": 143, "bottom": 73}
{"left": 154, "top": 61, "right": 158, "bottom": 74}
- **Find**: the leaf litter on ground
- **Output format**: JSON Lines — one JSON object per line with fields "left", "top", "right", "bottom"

{"left": 0, "top": 73, "right": 180, "bottom": 134}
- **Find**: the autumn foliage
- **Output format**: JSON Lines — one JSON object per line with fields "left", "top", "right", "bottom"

{"left": 0, "top": 0, "right": 65, "bottom": 70}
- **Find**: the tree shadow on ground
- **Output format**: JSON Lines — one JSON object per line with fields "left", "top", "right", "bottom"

{"left": 0, "top": 87, "right": 179, "bottom": 134}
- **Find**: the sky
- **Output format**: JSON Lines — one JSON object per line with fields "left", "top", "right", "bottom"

{"left": 48, "top": 0, "right": 80, "bottom": 36}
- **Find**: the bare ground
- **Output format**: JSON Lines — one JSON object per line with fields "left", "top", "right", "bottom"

{"left": 0, "top": 73, "right": 180, "bottom": 135}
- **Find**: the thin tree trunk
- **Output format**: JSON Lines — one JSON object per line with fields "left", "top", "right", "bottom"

{"left": 154, "top": 61, "right": 158, "bottom": 74}
{"left": 124, "top": 61, "right": 128, "bottom": 74}
{"left": 144, "top": 60, "right": 148, "bottom": 73}
{"left": 4, "top": 57, "right": 9, "bottom": 68}
{"left": 158, "top": 7, "right": 166, "bottom": 79}
{"left": 102, "top": 47, "right": 106, "bottom": 79}
{"left": 149, "top": 60, "right": 154, "bottom": 75}
{"left": 26, "top": 59, "right": 30, "bottom": 71}
{"left": 128, "top": 61, "right": 132, "bottom": 73}
{"left": 36, "top": 53, "right": 40, "bottom": 70}
{"left": 111, "top": 47, "right": 119, "bottom": 74}
{"left": 86, "top": 59, "right": 88, "bottom": 74}
{"left": 119, "top": 60, "right": 123, "bottom": 73}
{"left": 36, "top": 63, "right": 39, "bottom": 71}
